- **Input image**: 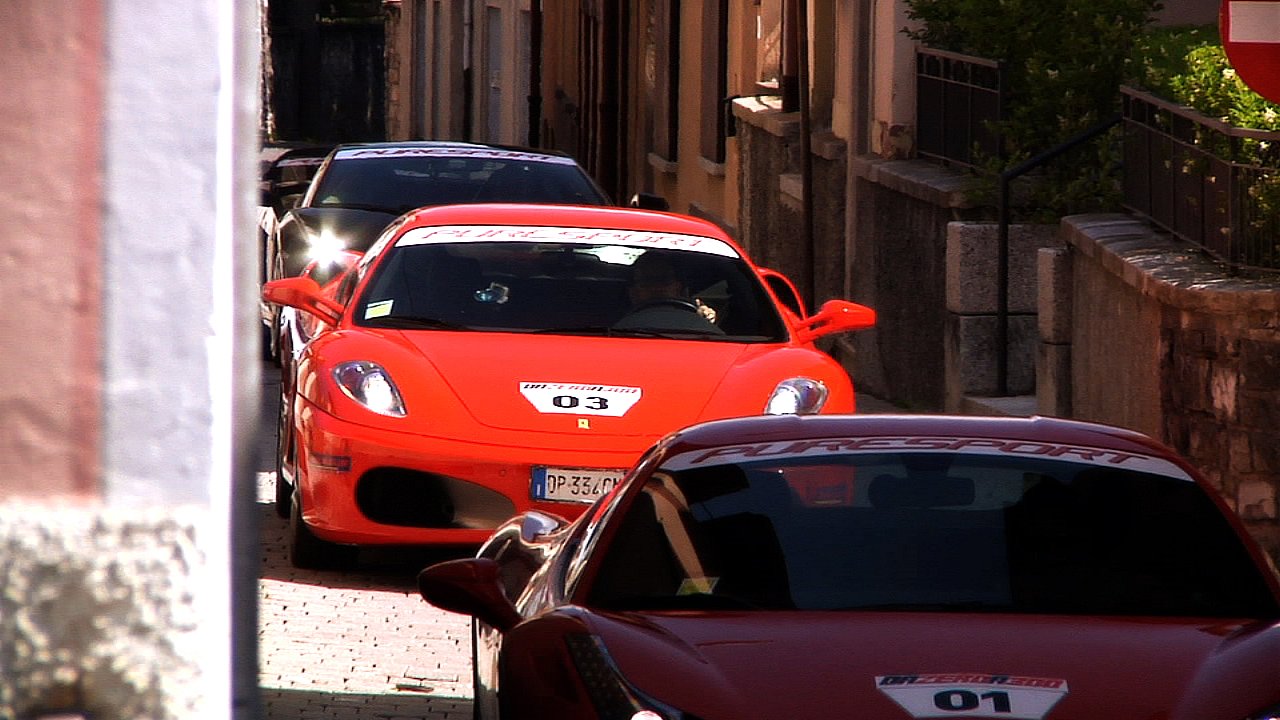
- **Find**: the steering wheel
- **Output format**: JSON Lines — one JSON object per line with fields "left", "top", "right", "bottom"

{"left": 627, "top": 298, "right": 700, "bottom": 315}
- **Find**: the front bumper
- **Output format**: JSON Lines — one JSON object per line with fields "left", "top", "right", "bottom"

{"left": 293, "top": 399, "right": 647, "bottom": 546}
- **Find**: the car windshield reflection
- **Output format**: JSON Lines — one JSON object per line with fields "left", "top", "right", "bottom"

{"left": 586, "top": 453, "right": 1280, "bottom": 617}
{"left": 354, "top": 242, "right": 788, "bottom": 341}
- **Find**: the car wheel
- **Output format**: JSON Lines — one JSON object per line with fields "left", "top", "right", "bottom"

{"left": 289, "top": 492, "right": 357, "bottom": 570}
{"left": 471, "top": 620, "right": 483, "bottom": 720}
{"left": 274, "top": 386, "right": 292, "bottom": 519}
{"left": 273, "top": 460, "right": 291, "bottom": 519}
{"left": 260, "top": 323, "right": 278, "bottom": 364}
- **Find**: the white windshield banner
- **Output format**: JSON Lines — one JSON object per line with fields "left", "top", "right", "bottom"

{"left": 333, "top": 146, "right": 577, "bottom": 164}
{"left": 397, "top": 225, "right": 739, "bottom": 257}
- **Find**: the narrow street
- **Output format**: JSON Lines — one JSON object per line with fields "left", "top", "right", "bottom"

{"left": 254, "top": 360, "right": 476, "bottom": 720}
{"left": 250, "top": 355, "right": 903, "bottom": 718}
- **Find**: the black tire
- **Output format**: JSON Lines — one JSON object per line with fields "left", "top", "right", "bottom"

{"left": 273, "top": 467, "right": 291, "bottom": 518}
{"left": 260, "top": 323, "right": 278, "bottom": 364}
{"left": 471, "top": 620, "right": 483, "bottom": 720}
{"left": 289, "top": 493, "right": 357, "bottom": 570}
{"left": 273, "top": 384, "right": 292, "bottom": 519}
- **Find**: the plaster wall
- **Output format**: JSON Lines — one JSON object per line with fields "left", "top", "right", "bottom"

{"left": 0, "top": 1, "right": 104, "bottom": 496}
{"left": 0, "top": 0, "right": 258, "bottom": 717}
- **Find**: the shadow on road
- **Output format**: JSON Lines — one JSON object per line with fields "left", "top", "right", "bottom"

{"left": 262, "top": 687, "right": 472, "bottom": 719}
{"left": 255, "top": 494, "right": 479, "bottom": 590}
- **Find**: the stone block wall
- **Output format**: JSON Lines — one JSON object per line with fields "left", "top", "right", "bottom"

{"left": 943, "top": 221, "right": 1059, "bottom": 410}
{"left": 835, "top": 158, "right": 988, "bottom": 410}
{"left": 1059, "top": 214, "right": 1280, "bottom": 561}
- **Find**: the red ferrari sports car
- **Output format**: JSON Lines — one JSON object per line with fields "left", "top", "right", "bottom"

{"left": 262, "top": 203, "right": 876, "bottom": 568}
{"left": 419, "top": 413, "right": 1280, "bottom": 720}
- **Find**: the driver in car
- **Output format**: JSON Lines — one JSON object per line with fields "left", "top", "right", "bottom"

{"left": 617, "top": 250, "right": 722, "bottom": 333}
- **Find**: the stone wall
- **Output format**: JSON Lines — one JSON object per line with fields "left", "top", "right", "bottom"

{"left": 836, "top": 157, "right": 988, "bottom": 410}
{"left": 943, "top": 222, "right": 1059, "bottom": 410}
{"left": 1057, "top": 214, "right": 1280, "bottom": 561}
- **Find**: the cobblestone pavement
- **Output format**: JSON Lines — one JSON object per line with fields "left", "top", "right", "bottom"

{"left": 254, "top": 361, "right": 476, "bottom": 720}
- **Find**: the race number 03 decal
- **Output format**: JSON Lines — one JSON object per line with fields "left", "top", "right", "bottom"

{"left": 875, "top": 674, "right": 1068, "bottom": 720}
{"left": 520, "top": 382, "right": 642, "bottom": 417}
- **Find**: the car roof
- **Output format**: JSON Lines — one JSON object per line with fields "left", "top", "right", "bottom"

{"left": 398, "top": 202, "right": 737, "bottom": 243}
{"left": 327, "top": 139, "right": 577, "bottom": 160}
{"left": 659, "top": 413, "right": 1184, "bottom": 464}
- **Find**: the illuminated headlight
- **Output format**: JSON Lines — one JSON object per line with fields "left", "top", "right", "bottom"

{"left": 307, "top": 228, "right": 347, "bottom": 265}
{"left": 564, "top": 634, "right": 685, "bottom": 720}
{"left": 764, "top": 377, "right": 829, "bottom": 415}
{"left": 332, "top": 361, "right": 406, "bottom": 417}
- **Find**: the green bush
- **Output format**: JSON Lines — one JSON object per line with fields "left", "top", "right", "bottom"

{"left": 905, "top": 0, "right": 1162, "bottom": 218}
{"left": 1132, "top": 24, "right": 1280, "bottom": 131}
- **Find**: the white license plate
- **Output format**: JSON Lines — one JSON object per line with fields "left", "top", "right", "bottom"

{"left": 531, "top": 466, "right": 624, "bottom": 503}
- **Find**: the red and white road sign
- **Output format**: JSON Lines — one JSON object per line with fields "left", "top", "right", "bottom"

{"left": 1221, "top": 0, "right": 1280, "bottom": 103}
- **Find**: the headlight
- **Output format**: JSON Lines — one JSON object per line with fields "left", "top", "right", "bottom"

{"left": 764, "top": 377, "right": 828, "bottom": 415}
{"left": 307, "top": 228, "right": 347, "bottom": 265}
{"left": 332, "top": 361, "right": 406, "bottom": 417}
{"left": 564, "top": 634, "right": 685, "bottom": 720}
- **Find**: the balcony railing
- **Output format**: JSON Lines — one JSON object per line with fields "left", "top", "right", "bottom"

{"left": 1122, "top": 86, "right": 1280, "bottom": 273}
{"left": 915, "top": 47, "right": 1004, "bottom": 170}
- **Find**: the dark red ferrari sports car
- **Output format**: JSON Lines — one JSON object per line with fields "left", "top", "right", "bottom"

{"left": 418, "top": 413, "right": 1280, "bottom": 720}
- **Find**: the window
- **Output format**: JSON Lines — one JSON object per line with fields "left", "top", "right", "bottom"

{"left": 699, "top": 0, "right": 729, "bottom": 164}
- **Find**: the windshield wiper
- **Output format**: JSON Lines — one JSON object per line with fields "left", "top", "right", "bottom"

{"left": 607, "top": 593, "right": 765, "bottom": 611}
{"left": 365, "top": 315, "right": 472, "bottom": 331}
{"left": 313, "top": 202, "right": 402, "bottom": 214}
{"left": 524, "top": 325, "right": 731, "bottom": 340}
{"left": 836, "top": 601, "right": 1004, "bottom": 612}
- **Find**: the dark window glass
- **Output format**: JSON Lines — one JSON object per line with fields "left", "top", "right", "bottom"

{"left": 354, "top": 242, "right": 786, "bottom": 341}
{"left": 587, "top": 453, "right": 1280, "bottom": 617}
{"left": 310, "top": 155, "right": 610, "bottom": 214}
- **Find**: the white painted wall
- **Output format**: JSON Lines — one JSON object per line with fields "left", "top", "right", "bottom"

{"left": 0, "top": 0, "right": 259, "bottom": 717}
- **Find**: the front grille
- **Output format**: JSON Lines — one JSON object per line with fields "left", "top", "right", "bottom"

{"left": 355, "top": 468, "right": 516, "bottom": 529}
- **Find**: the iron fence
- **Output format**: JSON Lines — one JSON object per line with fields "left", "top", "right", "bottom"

{"left": 915, "top": 47, "right": 1004, "bottom": 170}
{"left": 1122, "top": 86, "right": 1280, "bottom": 272}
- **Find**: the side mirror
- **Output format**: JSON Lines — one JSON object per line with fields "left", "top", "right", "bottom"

{"left": 792, "top": 299, "right": 876, "bottom": 344}
{"left": 418, "top": 558, "right": 522, "bottom": 632}
{"left": 262, "top": 275, "right": 344, "bottom": 325}
{"left": 520, "top": 510, "right": 568, "bottom": 543}
{"left": 628, "top": 192, "right": 670, "bottom": 211}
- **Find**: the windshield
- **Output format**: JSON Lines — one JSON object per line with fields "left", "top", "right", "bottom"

{"left": 309, "top": 151, "right": 610, "bottom": 213}
{"left": 353, "top": 241, "right": 787, "bottom": 340}
{"left": 586, "top": 451, "right": 1280, "bottom": 617}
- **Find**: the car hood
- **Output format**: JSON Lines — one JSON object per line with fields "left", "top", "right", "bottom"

{"left": 396, "top": 332, "right": 769, "bottom": 435}
{"left": 292, "top": 206, "right": 399, "bottom": 253}
{"left": 588, "top": 612, "right": 1280, "bottom": 719}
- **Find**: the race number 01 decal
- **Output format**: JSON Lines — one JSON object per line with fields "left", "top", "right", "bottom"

{"left": 875, "top": 674, "right": 1068, "bottom": 720}
{"left": 520, "top": 382, "right": 642, "bottom": 417}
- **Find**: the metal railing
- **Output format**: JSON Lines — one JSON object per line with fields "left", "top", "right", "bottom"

{"left": 915, "top": 47, "right": 1004, "bottom": 170}
{"left": 1122, "top": 86, "right": 1280, "bottom": 273}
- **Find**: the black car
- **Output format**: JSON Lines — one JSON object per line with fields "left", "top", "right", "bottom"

{"left": 261, "top": 140, "right": 618, "bottom": 362}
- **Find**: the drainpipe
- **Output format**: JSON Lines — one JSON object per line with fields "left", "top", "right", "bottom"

{"left": 797, "top": 0, "right": 814, "bottom": 311}
{"left": 462, "top": 1, "right": 473, "bottom": 140}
